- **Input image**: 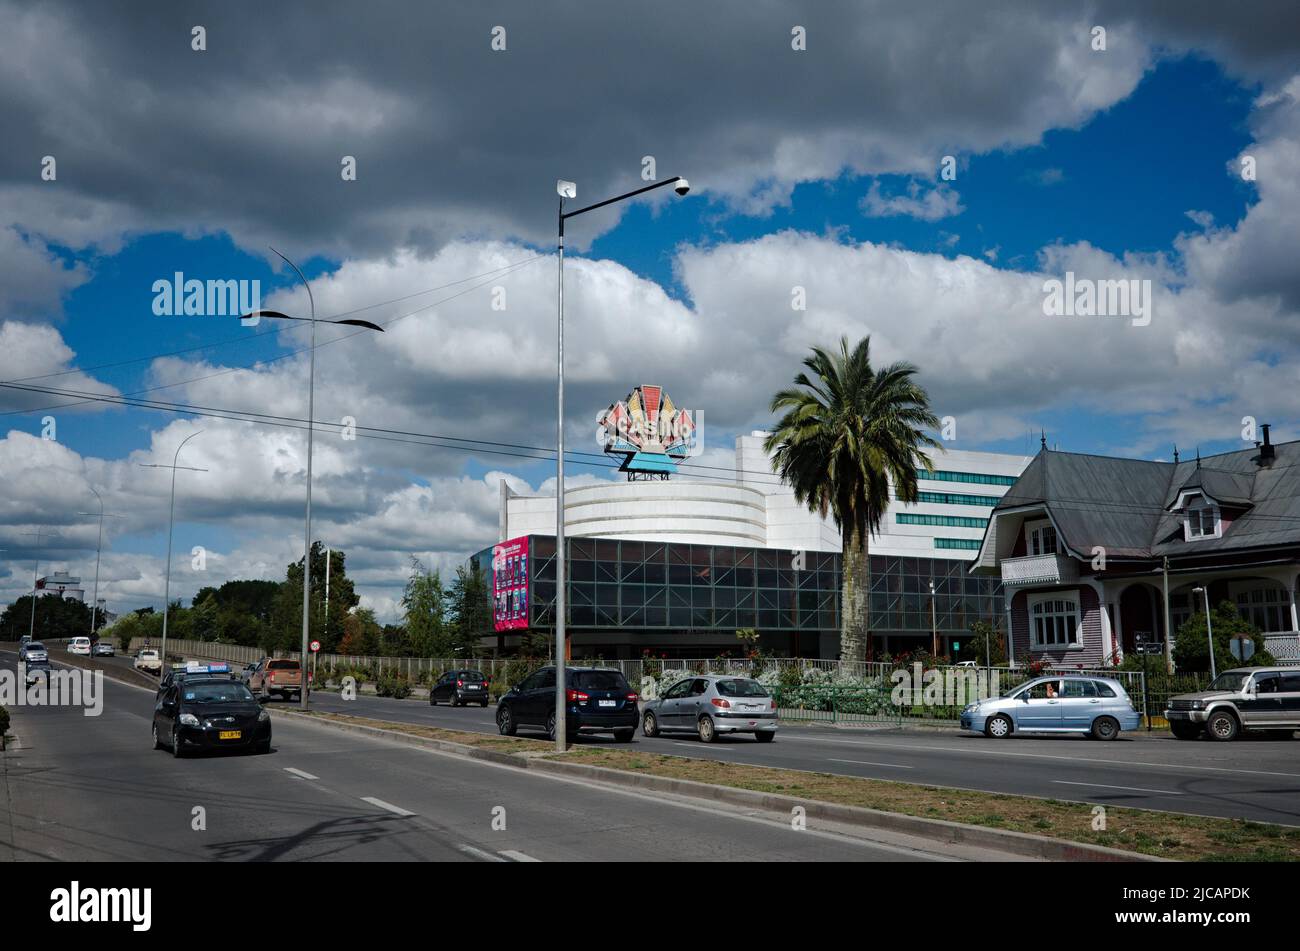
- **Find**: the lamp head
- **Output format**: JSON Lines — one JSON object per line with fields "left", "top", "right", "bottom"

{"left": 673, "top": 177, "right": 690, "bottom": 197}
{"left": 557, "top": 180, "right": 577, "bottom": 199}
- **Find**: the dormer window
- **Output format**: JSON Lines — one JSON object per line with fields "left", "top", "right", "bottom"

{"left": 1184, "top": 497, "right": 1221, "bottom": 541}
{"left": 1026, "top": 519, "right": 1058, "bottom": 556}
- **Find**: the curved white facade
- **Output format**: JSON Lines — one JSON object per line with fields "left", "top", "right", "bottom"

{"left": 499, "top": 435, "right": 1032, "bottom": 556}
{"left": 505, "top": 480, "right": 768, "bottom": 546}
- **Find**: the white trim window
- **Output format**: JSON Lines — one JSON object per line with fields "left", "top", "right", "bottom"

{"left": 1028, "top": 593, "right": 1082, "bottom": 649}
{"left": 1026, "top": 519, "right": 1058, "bottom": 556}
{"left": 1229, "top": 581, "right": 1291, "bottom": 633}
{"left": 1183, "top": 496, "right": 1221, "bottom": 541}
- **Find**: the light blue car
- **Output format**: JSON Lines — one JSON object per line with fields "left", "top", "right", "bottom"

{"left": 960, "top": 675, "right": 1141, "bottom": 740}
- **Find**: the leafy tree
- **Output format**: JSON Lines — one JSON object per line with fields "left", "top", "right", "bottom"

{"left": 1173, "top": 600, "right": 1276, "bottom": 674}
{"left": 766, "top": 335, "right": 939, "bottom": 664}
{"left": 447, "top": 561, "right": 492, "bottom": 656}
{"left": 402, "top": 558, "right": 447, "bottom": 656}
{"left": 338, "top": 607, "right": 382, "bottom": 656}
{"left": 969, "top": 620, "right": 1006, "bottom": 666}
{"left": 271, "top": 543, "right": 359, "bottom": 653}
{"left": 0, "top": 593, "right": 99, "bottom": 642}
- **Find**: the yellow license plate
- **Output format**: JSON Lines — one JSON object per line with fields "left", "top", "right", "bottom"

{"left": 218, "top": 730, "right": 242, "bottom": 740}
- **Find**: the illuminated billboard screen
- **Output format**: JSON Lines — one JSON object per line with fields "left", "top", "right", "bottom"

{"left": 492, "top": 535, "right": 529, "bottom": 631}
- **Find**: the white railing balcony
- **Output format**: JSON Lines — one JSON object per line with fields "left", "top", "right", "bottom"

{"left": 1001, "top": 552, "right": 1078, "bottom": 587}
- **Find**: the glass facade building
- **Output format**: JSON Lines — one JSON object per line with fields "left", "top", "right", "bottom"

{"left": 474, "top": 535, "right": 1004, "bottom": 658}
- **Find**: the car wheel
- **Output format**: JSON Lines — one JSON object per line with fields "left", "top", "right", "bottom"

{"left": 170, "top": 726, "right": 185, "bottom": 758}
{"left": 256, "top": 738, "right": 271, "bottom": 754}
{"left": 754, "top": 731, "right": 775, "bottom": 743}
{"left": 984, "top": 714, "right": 1013, "bottom": 738}
{"left": 698, "top": 715, "right": 717, "bottom": 743}
{"left": 1206, "top": 710, "right": 1240, "bottom": 742}
{"left": 1169, "top": 721, "right": 1201, "bottom": 740}
{"left": 546, "top": 711, "right": 557, "bottom": 742}
{"left": 429, "top": 694, "right": 437, "bottom": 706}
{"left": 614, "top": 729, "right": 634, "bottom": 743}
{"left": 152, "top": 724, "right": 164, "bottom": 751}
{"left": 642, "top": 711, "right": 660, "bottom": 737}
{"left": 481, "top": 700, "right": 489, "bottom": 708}
{"left": 497, "top": 706, "right": 516, "bottom": 736}
{"left": 1090, "top": 716, "right": 1120, "bottom": 741}
{"left": 452, "top": 696, "right": 461, "bottom": 708}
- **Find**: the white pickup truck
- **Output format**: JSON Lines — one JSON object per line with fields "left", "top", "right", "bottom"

{"left": 134, "top": 649, "right": 162, "bottom": 675}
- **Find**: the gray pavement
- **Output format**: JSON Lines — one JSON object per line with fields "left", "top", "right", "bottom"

{"left": 0, "top": 653, "right": 1013, "bottom": 862}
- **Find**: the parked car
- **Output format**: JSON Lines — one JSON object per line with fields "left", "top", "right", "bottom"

{"left": 134, "top": 649, "right": 162, "bottom": 675}
{"left": 246, "top": 657, "right": 305, "bottom": 702}
{"left": 68, "top": 636, "right": 92, "bottom": 655}
{"left": 641, "top": 675, "right": 778, "bottom": 743}
{"left": 961, "top": 675, "right": 1141, "bottom": 740}
{"left": 92, "top": 641, "right": 115, "bottom": 657}
{"left": 496, "top": 666, "right": 637, "bottom": 742}
{"left": 24, "top": 658, "right": 52, "bottom": 685}
{"left": 18, "top": 640, "right": 47, "bottom": 663}
{"left": 1165, "top": 667, "right": 1300, "bottom": 741}
{"left": 17, "top": 634, "right": 32, "bottom": 656}
{"left": 153, "top": 675, "right": 271, "bottom": 757}
{"left": 430, "top": 669, "right": 490, "bottom": 707}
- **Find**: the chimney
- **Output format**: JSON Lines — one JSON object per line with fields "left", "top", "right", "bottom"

{"left": 1259, "top": 424, "right": 1276, "bottom": 466}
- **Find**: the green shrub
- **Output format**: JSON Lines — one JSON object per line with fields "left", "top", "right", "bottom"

{"left": 375, "top": 673, "right": 412, "bottom": 699}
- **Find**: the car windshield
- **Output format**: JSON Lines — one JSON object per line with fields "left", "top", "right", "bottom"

{"left": 715, "top": 678, "right": 770, "bottom": 697}
{"left": 184, "top": 682, "right": 254, "bottom": 703}
{"left": 573, "top": 670, "right": 630, "bottom": 691}
{"left": 1208, "top": 671, "right": 1252, "bottom": 692}
{"left": 27, "top": 642, "right": 45, "bottom": 650}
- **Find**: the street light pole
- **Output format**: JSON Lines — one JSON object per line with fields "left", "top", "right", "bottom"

{"left": 242, "top": 247, "right": 384, "bottom": 710}
{"left": 552, "top": 175, "right": 690, "bottom": 752}
{"left": 1194, "top": 585, "right": 1216, "bottom": 679}
{"left": 140, "top": 431, "right": 207, "bottom": 674}
{"left": 78, "top": 488, "right": 123, "bottom": 638}
{"left": 21, "top": 527, "right": 57, "bottom": 642}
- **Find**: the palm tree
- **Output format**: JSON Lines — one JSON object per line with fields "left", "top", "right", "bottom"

{"left": 765, "top": 336, "right": 940, "bottom": 665}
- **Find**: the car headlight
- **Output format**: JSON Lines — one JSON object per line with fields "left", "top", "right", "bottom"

{"left": 1190, "top": 700, "right": 1205, "bottom": 710}
{"left": 962, "top": 703, "right": 979, "bottom": 714}
{"left": 258, "top": 707, "right": 270, "bottom": 722}
{"left": 179, "top": 713, "right": 201, "bottom": 728}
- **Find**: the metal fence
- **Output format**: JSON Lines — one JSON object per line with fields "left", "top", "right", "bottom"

{"left": 136, "top": 639, "right": 1205, "bottom": 725}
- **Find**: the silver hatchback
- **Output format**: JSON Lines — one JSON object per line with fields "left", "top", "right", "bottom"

{"left": 641, "top": 675, "right": 778, "bottom": 743}
{"left": 960, "top": 675, "right": 1141, "bottom": 740}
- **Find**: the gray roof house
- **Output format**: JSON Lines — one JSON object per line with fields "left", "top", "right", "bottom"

{"left": 970, "top": 427, "right": 1300, "bottom": 667}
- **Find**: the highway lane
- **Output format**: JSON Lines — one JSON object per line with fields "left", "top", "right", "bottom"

{"left": 297, "top": 687, "right": 1300, "bottom": 825}
{"left": 0, "top": 654, "right": 986, "bottom": 862}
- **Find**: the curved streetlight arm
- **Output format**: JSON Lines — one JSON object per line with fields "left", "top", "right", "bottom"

{"left": 240, "top": 309, "right": 385, "bottom": 333}
{"left": 562, "top": 176, "right": 687, "bottom": 221}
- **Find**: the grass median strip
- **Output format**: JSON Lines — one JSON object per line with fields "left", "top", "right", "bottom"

{"left": 283, "top": 709, "right": 1300, "bottom": 861}
{"left": 553, "top": 747, "right": 1300, "bottom": 862}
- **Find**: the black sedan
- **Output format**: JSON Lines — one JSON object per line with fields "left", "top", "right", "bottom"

{"left": 153, "top": 676, "right": 271, "bottom": 757}
{"left": 429, "top": 669, "right": 490, "bottom": 707}
{"left": 496, "top": 666, "right": 637, "bottom": 742}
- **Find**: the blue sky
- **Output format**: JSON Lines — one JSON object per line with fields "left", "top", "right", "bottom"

{"left": 3, "top": 0, "right": 1298, "bottom": 618}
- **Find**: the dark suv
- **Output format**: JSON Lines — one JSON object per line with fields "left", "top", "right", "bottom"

{"left": 496, "top": 666, "right": 637, "bottom": 742}
{"left": 430, "top": 669, "right": 490, "bottom": 707}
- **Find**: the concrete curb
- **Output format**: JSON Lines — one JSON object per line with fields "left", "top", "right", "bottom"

{"left": 270, "top": 707, "right": 1166, "bottom": 863}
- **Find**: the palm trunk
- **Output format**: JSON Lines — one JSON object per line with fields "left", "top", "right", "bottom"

{"left": 840, "top": 522, "right": 869, "bottom": 666}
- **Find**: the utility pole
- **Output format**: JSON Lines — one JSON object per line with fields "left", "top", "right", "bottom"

{"left": 21, "top": 528, "right": 58, "bottom": 641}
{"left": 1161, "top": 556, "right": 1174, "bottom": 674}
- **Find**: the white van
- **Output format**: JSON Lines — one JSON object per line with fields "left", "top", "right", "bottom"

{"left": 68, "top": 636, "right": 92, "bottom": 655}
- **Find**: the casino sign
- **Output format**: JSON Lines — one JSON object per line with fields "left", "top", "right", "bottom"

{"left": 598, "top": 385, "right": 698, "bottom": 480}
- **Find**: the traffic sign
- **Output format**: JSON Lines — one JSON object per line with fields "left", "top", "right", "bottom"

{"left": 309, "top": 640, "right": 321, "bottom": 653}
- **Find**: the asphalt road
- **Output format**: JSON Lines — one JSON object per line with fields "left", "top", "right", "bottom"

{"left": 0, "top": 653, "right": 1006, "bottom": 862}
{"left": 298, "top": 686, "right": 1300, "bottom": 826}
